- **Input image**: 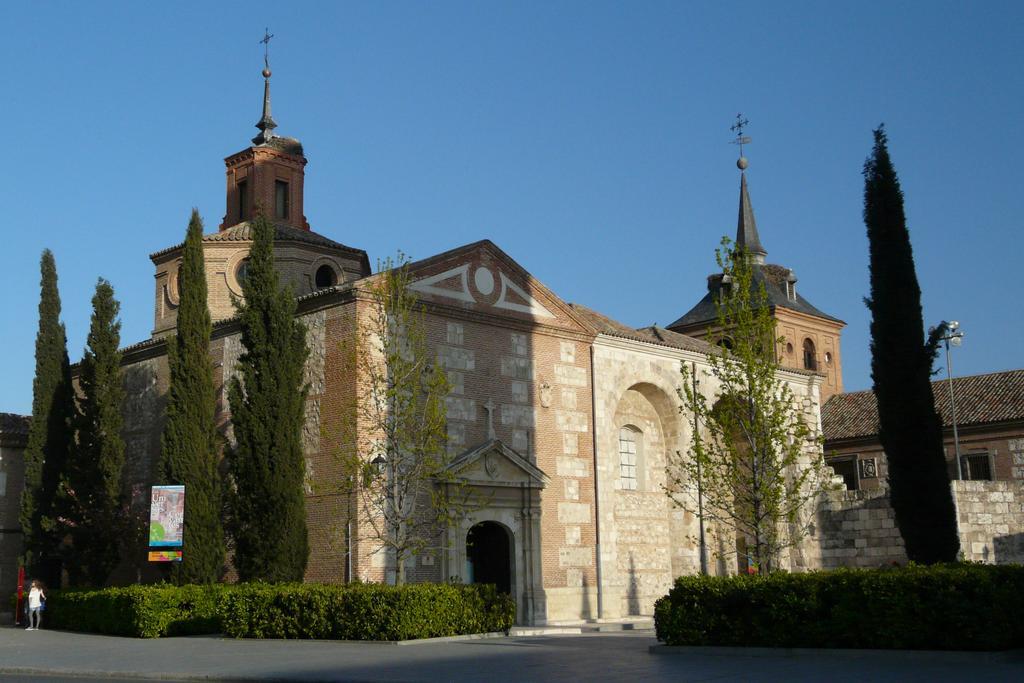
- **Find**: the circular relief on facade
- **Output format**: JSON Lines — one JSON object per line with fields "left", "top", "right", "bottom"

{"left": 474, "top": 267, "right": 495, "bottom": 296}
{"left": 825, "top": 351, "right": 833, "bottom": 365}
{"left": 167, "top": 259, "right": 182, "bottom": 307}
{"left": 226, "top": 250, "right": 252, "bottom": 297}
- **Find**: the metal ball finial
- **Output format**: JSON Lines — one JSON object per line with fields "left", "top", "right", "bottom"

{"left": 737, "top": 156, "right": 749, "bottom": 170}
{"left": 262, "top": 68, "right": 272, "bottom": 78}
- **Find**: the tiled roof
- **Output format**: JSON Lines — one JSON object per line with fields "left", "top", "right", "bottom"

{"left": 822, "top": 369, "right": 1024, "bottom": 441}
{"left": 568, "top": 304, "right": 714, "bottom": 354}
{"left": 150, "top": 222, "right": 367, "bottom": 260}
{"left": 667, "top": 262, "right": 843, "bottom": 331}
{"left": 0, "top": 413, "right": 31, "bottom": 439}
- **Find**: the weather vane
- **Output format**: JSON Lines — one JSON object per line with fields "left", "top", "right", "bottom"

{"left": 260, "top": 28, "right": 274, "bottom": 73}
{"left": 730, "top": 113, "right": 751, "bottom": 168}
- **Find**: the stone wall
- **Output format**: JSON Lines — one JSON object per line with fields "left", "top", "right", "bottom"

{"left": 816, "top": 488, "right": 907, "bottom": 568}
{"left": 954, "top": 480, "right": 1024, "bottom": 564}
{"left": 815, "top": 480, "right": 1024, "bottom": 567}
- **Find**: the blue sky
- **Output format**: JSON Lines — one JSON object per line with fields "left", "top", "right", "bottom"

{"left": 2, "top": 1, "right": 1021, "bottom": 415}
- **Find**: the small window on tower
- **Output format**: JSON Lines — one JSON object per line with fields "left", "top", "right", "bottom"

{"left": 237, "top": 180, "right": 249, "bottom": 221}
{"left": 275, "top": 180, "right": 289, "bottom": 220}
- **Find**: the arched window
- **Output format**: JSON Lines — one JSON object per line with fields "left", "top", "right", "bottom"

{"left": 619, "top": 426, "right": 641, "bottom": 491}
{"left": 803, "top": 338, "right": 817, "bottom": 371}
{"left": 315, "top": 264, "right": 337, "bottom": 289}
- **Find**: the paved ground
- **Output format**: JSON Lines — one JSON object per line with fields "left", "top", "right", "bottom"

{"left": 0, "top": 626, "right": 1021, "bottom": 682}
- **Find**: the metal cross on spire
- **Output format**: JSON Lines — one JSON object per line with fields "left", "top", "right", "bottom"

{"left": 730, "top": 113, "right": 751, "bottom": 159}
{"left": 260, "top": 28, "right": 274, "bottom": 72}
{"left": 253, "top": 28, "right": 278, "bottom": 145}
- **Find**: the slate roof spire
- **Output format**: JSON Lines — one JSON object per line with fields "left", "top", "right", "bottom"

{"left": 729, "top": 114, "right": 767, "bottom": 264}
{"left": 736, "top": 168, "right": 767, "bottom": 264}
{"left": 252, "top": 28, "right": 278, "bottom": 146}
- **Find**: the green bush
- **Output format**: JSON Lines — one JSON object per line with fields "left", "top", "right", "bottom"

{"left": 654, "top": 564, "right": 1024, "bottom": 650}
{"left": 220, "top": 582, "right": 516, "bottom": 640}
{"left": 46, "top": 584, "right": 232, "bottom": 638}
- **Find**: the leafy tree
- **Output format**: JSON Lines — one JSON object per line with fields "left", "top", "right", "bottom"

{"left": 862, "top": 126, "right": 959, "bottom": 563}
{"left": 160, "top": 210, "right": 225, "bottom": 583}
{"left": 668, "top": 239, "right": 831, "bottom": 573}
{"left": 226, "top": 214, "right": 310, "bottom": 582}
{"left": 337, "top": 255, "right": 475, "bottom": 585}
{"left": 64, "top": 278, "right": 127, "bottom": 586}
{"left": 20, "top": 249, "right": 75, "bottom": 586}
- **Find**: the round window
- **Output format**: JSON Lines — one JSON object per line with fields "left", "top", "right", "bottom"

{"left": 785, "top": 342, "right": 794, "bottom": 355}
{"left": 236, "top": 259, "right": 250, "bottom": 287}
{"left": 825, "top": 352, "right": 833, "bottom": 365}
{"left": 315, "top": 264, "right": 337, "bottom": 289}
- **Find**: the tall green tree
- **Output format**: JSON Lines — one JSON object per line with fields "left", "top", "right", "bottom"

{"left": 160, "top": 210, "right": 225, "bottom": 584}
{"left": 20, "top": 249, "right": 75, "bottom": 586}
{"left": 863, "top": 126, "right": 959, "bottom": 563}
{"left": 64, "top": 278, "right": 127, "bottom": 586}
{"left": 226, "top": 214, "right": 310, "bottom": 582}
{"left": 668, "top": 239, "right": 831, "bottom": 573}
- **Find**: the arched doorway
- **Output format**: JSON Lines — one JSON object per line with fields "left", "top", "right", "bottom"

{"left": 466, "top": 522, "right": 512, "bottom": 594}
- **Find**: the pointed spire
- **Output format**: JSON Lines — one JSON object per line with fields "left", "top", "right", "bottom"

{"left": 736, "top": 170, "right": 767, "bottom": 264}
{"left": 729, "top": 114, "right": 766, "bottom": 264}
{"left": 252, "top": 29, "right": 277, "bottom": 146}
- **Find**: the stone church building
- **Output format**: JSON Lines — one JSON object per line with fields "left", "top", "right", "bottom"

{"left": 107, "top": 67, "right": 838, "bottom": 625}
{"left": 8, "top": 64, "right": 1020, "bottom": 625}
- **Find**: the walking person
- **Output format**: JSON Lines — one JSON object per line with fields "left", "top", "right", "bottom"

{"left": 26, "top": 580, "right": 45, "bottom": 630}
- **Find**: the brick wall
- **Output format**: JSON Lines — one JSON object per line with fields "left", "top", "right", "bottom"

{"left": 0, "top": 442, "right": 26, "bottom": 597}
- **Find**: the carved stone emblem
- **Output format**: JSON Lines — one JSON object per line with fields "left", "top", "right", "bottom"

{"left": 859, "top": 458, "right": 877, "bottom": 479}
{"left": 539, "top": 381, "right": 552, "bottom": 408}
{"left": 484, "top": 453, "right": 499, "bottom": 479}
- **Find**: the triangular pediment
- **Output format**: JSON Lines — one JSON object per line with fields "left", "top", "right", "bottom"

{"left": 447, "top": 439, "right": 549, "bottom": 488}
{"left": 403, "top": 240, "right": 597, "bottom": 334}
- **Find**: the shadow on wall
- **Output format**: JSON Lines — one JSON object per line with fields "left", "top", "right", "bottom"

{"left": 580, "top": 573, "right": 592, "bottom": 621}
{"left": 626, "top": 553, "right": 640, "bottom": 616}
{"left": 993, "top": 533, "right": 1024, "bottom": 564}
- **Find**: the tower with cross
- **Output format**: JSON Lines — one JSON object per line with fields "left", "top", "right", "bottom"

{"left": 667, "top": 114, "right": 847, "bottom": 401}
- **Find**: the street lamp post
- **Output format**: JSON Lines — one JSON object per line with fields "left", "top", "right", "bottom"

{"left": 935, "top": 321, "right": 965, "bottom": 480}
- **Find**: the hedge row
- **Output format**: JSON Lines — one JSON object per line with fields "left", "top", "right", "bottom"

{"left": 46, "top": 584, "right": 229, "bottom": 638}
{"left": 654, "top": 564, "right": 1024, "bottom": 650}
{"left": 42, "top": 582, "right": 515, "bottom": 640}
{"left": 219, "top": 582, "right": 515, "bottom": 640}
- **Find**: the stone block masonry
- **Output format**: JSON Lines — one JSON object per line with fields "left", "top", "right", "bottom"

{"left": 815, "top": 480, "right": 1024, "bottom": 567}
{"left": 954, "top": 480, "right": 1024, "bottom": 563}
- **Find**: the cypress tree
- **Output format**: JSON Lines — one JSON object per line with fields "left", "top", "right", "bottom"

{"left": 226, "top": 214, "right": 310, "bottom": 582}
{"left": 863, "top": 126, "right": 959, "bottom": 563}
{"left": 66, "top": 279, "right": 127, "bottom": 586}
{"left": 160, "top": 210, "right": 225, "bottom": 584}
{"left": 20, "top": 249, "right": 75, "bottom": 586}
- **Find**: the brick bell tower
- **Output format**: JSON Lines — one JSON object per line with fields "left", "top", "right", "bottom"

{"left": 220, "top": 36, "right": 309, "bottom": 231}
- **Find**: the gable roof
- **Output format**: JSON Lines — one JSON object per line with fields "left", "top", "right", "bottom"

{"left": 822, "top": 368, "right": 1024, "bottom": 442}
{"left": 396, "top": 239, "right": 597, "bottom": 333}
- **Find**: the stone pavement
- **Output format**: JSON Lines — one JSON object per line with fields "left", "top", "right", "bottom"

{"left": 0, "top": 626, "right": 1021, "bottom": 682}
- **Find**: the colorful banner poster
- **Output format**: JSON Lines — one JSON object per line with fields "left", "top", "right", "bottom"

{"left": 149, "top": 484, "right": 185, "bottom": 547}
{"left": 148, "top": 550, "right": 183, "bottom": 562}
